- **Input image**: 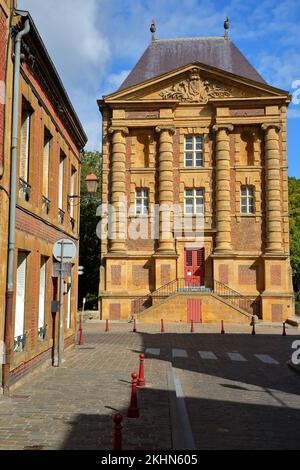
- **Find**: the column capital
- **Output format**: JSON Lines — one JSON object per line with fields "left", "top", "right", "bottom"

{"left": 261, "top": 122, "right": 281, "bottom": 132}
{"left": 155, "top": 125, "right": 176, "bottom": 135}
{"left": 108, "top": 126, "right": 129, "bottom": 136}
{"left": 212, "top": 124, "right": 234, "bottom": 133}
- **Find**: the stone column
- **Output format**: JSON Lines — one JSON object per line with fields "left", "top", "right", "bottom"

{"left": 213, "top": 124, "right": 234, "bottom": 252}
{"left": 155, "top": 126, "right": 175, "bottom": 252}
{"left": 262, "top": 123, "right": 283, "bottom": 253}
{"left": 108, "top": 127, "right": 129, "bottom": 252}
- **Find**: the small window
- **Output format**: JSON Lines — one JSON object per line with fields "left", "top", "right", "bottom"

{"left": 241, "top": 186, "right": 255, "bottom": 214}
{"left": 184, "top": 188, "right": 204, "bottom": 215}
{"left": 19, "top": 100, "right": 32, "bottom": 182}
{"left": 135, "top": 188, "right": 149, "bottom": 215}
{"left": 184, "top": 135, "right": 204, "bottom": 168}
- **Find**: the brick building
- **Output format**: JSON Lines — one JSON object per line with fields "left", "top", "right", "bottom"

{"left": 98, "top": 26, "right": 294, "bottom": 324}
{"left": 0, "top": 6, "right": 87, "bottom": 390}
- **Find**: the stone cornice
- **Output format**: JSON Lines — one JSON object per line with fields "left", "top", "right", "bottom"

{"left": 261, "top": 122, "right": 281, "bottom": 132}
{"left": 212, "top": 124, "right": 234, "bottom": 133}
{"left": 155, "top": 125, "right": 176, "bottom": 135}
{"left": 108, "top": 126, "right": 129, "bottom": 136}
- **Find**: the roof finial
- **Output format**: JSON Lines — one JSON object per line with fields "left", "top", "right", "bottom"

{"left": 150, "top": 19, "right": 156, "bottom": 41}
{"left": 224, "top": 16, "right": 229, "bottom": 39}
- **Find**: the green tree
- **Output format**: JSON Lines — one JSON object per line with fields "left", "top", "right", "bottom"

{"left": 78, "top": 151, "right": 102, "bottom": 310}
{"left": 288, "top": 177, "right": 300, "bottom": 297}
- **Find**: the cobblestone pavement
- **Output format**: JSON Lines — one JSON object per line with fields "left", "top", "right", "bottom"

{"left": 0, "top": 321, "right": 299, "bottom": 450}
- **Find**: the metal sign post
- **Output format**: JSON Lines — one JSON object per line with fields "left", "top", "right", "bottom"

{"left": 58, "top": 240, "right": 64, "bottom": 367}
{"left": 52, "top": 238, "right": 77, "bottom": 368}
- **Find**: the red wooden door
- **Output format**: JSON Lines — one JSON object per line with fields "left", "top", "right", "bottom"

{"left": 184, "top": 248, "right": 205, "bottom": 286}
{"left": 187, "top": 299, "right": 202, "bottom": 323}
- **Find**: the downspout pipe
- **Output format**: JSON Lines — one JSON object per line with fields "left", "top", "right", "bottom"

{"left": 2, "top": 17, "right": 30, "bottom": 393}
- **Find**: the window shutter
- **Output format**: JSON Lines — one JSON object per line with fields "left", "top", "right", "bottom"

{"left": 58, "top": 157, "right": 64, "bottom": 209}
{"left": 67, "top": 275, "right": 72, "bottom": 329}
{"left": 43, "top": 137, "right": 50, "bottom": 197}
{"left": 20, "top": 111, "right": 30, "bottom": 181}
{"left": 38, "top": 258, "right": 46, "bottom": 329}
{"left": 15, "top": 252, "right": 27, "bottom": 338}
{"left": 70, "top": 168, "right": 76, "bottom": 218}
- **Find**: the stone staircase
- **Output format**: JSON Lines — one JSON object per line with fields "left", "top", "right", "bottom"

{"left": 132, "top": 278, "right": 257, "bottom": 323}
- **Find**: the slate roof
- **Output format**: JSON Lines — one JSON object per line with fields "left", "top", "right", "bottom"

{"left": 119, "top": 37, "right": 266, "bottom": 90}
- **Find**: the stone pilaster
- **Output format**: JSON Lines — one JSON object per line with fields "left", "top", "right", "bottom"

{"left": 262, "top": 123, "right": 283, "bottom": 253}
{"left": 108, "top": 127, "right": 129, "bottom": 252}
{"left": 155, "top": 126, "right": 176, "bottom": 252}
{"left": 213, "top": 124, "right": 234, "bottom": 252}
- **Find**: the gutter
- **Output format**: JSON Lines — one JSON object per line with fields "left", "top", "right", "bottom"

{"left": 2, "top": 14, "right": 30, "bottom": 393}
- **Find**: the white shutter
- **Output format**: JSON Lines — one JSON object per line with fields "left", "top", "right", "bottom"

{"left": 43, "top": 137, "right": 50, "bottom": 197}
{"left": 38, "top": 257, "right": 46, "bottom": 329}
{"left": 20, "top": 110, "right": 30, "bottom": 181}
{"left": 67, "top": 276, "right": 72, "bottom": 329}
{"left": 15, "top": 252, "right": 27, "bottom": 338}
{"left": 58, "top": 157, "right": 64, "bottom": 209}
{"left": 70, "top": 168, "right": 76, "bottom": 218}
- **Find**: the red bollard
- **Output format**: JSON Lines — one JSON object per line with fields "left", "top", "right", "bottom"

{"left": 79, "top": 316, "right": 84, "bottom": 345}
{"left": 112, "top": 413, "right": 123, "bottom": 450}
{"left": 127, "top": 372, "right": 139, "bottom": 418}
{"left": 161, "top": 319, "right": 165, "bottom": 333}
{"left": 105, "top": 319, "right": 109, "bottom": 333}
{"left": 138, "top": 353, "right": 145, "bottom": 387}
{"left": 133, "top": 318, "right": 137, "bottom": 333}
{"left": 221, "top": 320, "right": 225, "bottom": 334}
{"left": 282, "top": 322, "right": 287, "bottom": 336}
{"left": 190, "top": 319, "right": 195, "bottom": 333}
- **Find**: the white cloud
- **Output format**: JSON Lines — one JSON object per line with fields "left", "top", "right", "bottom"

{"left": 19, "top": 0, "right": 110, "bottom": 83}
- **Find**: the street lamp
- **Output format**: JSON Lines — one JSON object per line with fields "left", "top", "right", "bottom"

{"left": 67, "top": 172, "right": 99, "bottom": 204}
{"left": 85, "top": 173, "right": 99, "bottom": 194}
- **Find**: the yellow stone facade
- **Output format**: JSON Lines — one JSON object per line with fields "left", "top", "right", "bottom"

{"left": 98, "top": 58, "right": 294, "bottom": 323}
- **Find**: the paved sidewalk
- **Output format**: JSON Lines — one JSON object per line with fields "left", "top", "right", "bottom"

{"left": 0, "top": 321, "right": 299, "bottom": 450}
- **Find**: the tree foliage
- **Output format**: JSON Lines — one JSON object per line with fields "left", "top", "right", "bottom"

{"left": 288, "top": 177, "right": 300, "bottom": 292}
{"left": 78, "top": 151, "right": 102, "bottom": 309}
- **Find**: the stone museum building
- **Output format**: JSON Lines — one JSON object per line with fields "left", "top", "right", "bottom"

{"left": 99, "top": 23, "right": 294, "bottom": 324}
{"left": 0, "top": 3, "right": 87, "bottom": 390}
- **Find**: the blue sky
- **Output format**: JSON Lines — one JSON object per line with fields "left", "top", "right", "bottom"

{"left": 19, "top": 0, "right": 300, "bottom": 177}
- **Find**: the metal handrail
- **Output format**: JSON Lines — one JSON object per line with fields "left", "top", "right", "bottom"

{"left": 133, "top": 277, "right": 258, "bottom": 316}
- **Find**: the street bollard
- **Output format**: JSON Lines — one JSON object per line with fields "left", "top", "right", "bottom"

{"left": 282, "top": 322, "right": 287, "bottom": 336}
{"left": 251, "top": 317, "right": 256, "bottom": 335}
{"left": 79, "top": 315, "right": 84, "bottom": 345}
{"left": 127, "top": 372, "right": 139, "bottom": 418}
{"left": 133, "top": 318, "right": 137, "bottom": 333}
{"left": 161, "top": 319, "right": 165, "bottom": 333}
{"left": 221, "top": 320, "right": 225, "bottom": 334}
{"left": 138, "top": 353, "right": 145, "bottom": 387}
{"left": 105, "top": 319, "right": 109, "bottom": 333}
{"left": 112, "top": 413, "right": 123, "bottom": 450}
{"left": 190, "top": 319, "right": 195, "bottom": 333}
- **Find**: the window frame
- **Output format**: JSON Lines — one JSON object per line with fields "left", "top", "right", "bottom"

{"left": 184, "top": 135, "right": 204, "bottom": 168}
{"left": 184, "top": 188, "right": 205, "bottom": 215}
{"left": 240, "top": 185, "right": 255, "bottom": 214}
{"left": 135, "top": 188, "right": 149, "bottom": 216}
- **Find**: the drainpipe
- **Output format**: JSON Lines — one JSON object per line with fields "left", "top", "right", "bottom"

{"left": 2, "top": 17, "right": 30, "bottom": 393}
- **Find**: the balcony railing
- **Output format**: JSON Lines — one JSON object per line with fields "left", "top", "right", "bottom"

{"left": 38, "top": 325, "right": 47, "bottom": 341}
{"left": 58, "top": 208, "right": 65, "bottom": 224}
{"left": 14, "top": 333, "right": 26, "bottom": 352}
{"left": 19, "top": 178, "right": 31, "bottom": 202}
{"left": 70, "top": 217, "right": 75, "bottom": 231}
{"left": 42, "top": 196, "right": 51, "bottom": 215}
